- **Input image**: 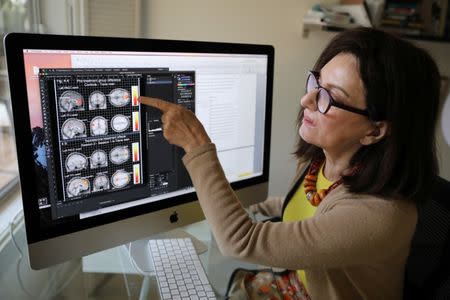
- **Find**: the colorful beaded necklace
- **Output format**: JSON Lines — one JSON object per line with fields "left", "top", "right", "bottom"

{"left": 304, "top": 159, "right": 343, "bottom": 207}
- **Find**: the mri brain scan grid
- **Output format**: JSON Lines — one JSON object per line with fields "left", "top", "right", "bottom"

{"left": 54, "top": 74, "right": 143, "bottom": 200}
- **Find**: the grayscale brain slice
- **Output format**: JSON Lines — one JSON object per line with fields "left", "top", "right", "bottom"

{"left": 111, "top": 170, "right": 130, "bottom": 188}
{"left": 93, "top": 174, "right": 109, "bottom": 191}
{"left": 109, "top": 88, "right": 130, "bottom": 107}
{"left": 61, "top": 118, "right": 87, "bottom": 139}
{"left": 90, "top": 116, "right": 108, "bottom": 136}
{"left": 90, "top": 150, "right": 108, "bottom": 169}
{"left": 110, "top": 146, "right": 130, "bottom": 164}
{"left": 59, "top": 91, "right": 85, "bottom": 112}
{"left": 111, "top": 114, "right": 130, "bottom": 132}
{"left": 65, "top": 152, "right": 88, "bottom": 172}
{"left": 89, "top": 91, "right": 107, "bottom": 110}
{"left": 67, "top": 177, "right": 90, "bottom": 197}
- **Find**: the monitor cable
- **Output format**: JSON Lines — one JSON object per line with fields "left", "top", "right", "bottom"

{"left": 9, "top": 211, "right": 35, "bottom": 299}
{"left": 9, "top": 210, "right": 81, "bottom": 299}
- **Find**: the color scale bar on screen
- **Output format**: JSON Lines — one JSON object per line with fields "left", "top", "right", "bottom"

{"left": 132, "top": 142, "right": 140, "bottom": 162}
{"left": 132, "top": 111, "right": 140, "bottom": 131}
{"left": 133, "top": 164, "right": 140, "bottom": 184}
{"left": 132, "top": 86, "right": 139, "bottom": 106}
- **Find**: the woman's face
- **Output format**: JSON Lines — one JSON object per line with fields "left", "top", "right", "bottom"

{"left": 299, "top": 53, "right": 373, "bottom": 154}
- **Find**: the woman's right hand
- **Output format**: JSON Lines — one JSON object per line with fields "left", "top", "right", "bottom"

{"left": 138, "top": 96, "right": 211, "bottom": 153}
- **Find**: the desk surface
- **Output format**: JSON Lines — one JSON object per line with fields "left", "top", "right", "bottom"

{"left": 0, "top": 218, "right": 267, "bottom": 299}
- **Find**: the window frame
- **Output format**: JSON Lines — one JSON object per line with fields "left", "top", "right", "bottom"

{"left": 0, "top": 96, "right": 19, "bottom": 203}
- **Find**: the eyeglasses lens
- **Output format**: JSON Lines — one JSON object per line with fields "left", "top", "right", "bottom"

{"left": 317, "top": 89, "right": 330, "bottom": 113}
{"left": 306, "top": 74, "right": 317, "bottom": 93}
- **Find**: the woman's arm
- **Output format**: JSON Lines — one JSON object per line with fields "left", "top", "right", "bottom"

{"left": 183, "top": 143, "right": 417, "bottom": 270}
{"left": 138, "top": 96, "right": 417, "bottom": 270}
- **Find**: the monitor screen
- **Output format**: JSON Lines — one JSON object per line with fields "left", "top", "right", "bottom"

{"left": 5, "top": 34, "right": 273, "bottom": 268}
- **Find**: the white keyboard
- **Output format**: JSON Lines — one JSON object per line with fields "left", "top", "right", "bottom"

{"left": 148, "top": 238, "right": 216, "bottom": 300}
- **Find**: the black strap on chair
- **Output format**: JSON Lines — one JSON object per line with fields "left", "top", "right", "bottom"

{"left": 403, "top": 176, "right": 450, "bottom": 299}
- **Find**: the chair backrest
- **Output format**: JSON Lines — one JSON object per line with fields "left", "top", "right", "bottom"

{"left": 403, "top": 176, "right": 450, "bottom": 299}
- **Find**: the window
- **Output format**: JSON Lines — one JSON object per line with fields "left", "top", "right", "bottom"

{"left": 0, "top": 0, "right": 42, "bottom": 200}
{"left": 0, "top": 90, "right": 18, "bottom": 199}
{"left": 0, "top": 0, "right": 143, "bottom": 202}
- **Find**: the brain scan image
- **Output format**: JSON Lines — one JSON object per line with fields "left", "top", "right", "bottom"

{"left": 111, "top": 114, "right": 130, "bottom": 132}
{"left": 90, "top": 116, "right": 108, "bottom": 136}
{"left": 67, "top": 177, "right": 90, "bottom": 198}
{"left": 65, "top": 152, "right": 88, "bottom": 172}
{"left": 59, "top": 91, "right": 85, "bottom": 112}
{"left": 90, "top": 150, "right": 108, "bottom": 169}
{"left": 61, "top": 118, "right": 87, "bottom": 139}
{"left": 109, "top": 88, "right": 130, "bottom": 107}
{"left": 93, "top": 174, "right": 110, "bottom": 191}
{"left": 89, "top": 91, "right": 107, "bottom": 110}
{"left": 110, "top": 146, "right": 129, "bottom": 164}
{"left": 111, "top": 170, "right": 130, "bottom": 188}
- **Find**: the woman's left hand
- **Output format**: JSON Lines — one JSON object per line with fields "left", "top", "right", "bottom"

{"left": 138, "top": 96, "right": 211, "bottom": 153}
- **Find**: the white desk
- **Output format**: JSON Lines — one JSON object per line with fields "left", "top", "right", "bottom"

{"left": 82, "top": 220, "right": 263, "bottom": 299}
{"left": 1, "top": 217, "right": 268, "bottom": 299}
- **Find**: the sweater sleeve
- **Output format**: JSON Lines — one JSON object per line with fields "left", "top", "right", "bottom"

{"left": 183, "top": 143, "right": 417, "bottom": 269}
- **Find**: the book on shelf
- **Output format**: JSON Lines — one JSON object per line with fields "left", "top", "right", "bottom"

{"left": 379, "top": 0, "right": 449, "bottom": 37}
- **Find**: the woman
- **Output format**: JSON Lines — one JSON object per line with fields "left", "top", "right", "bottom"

{"left": 139, "top": 27, "right": 440, "bottom": 299}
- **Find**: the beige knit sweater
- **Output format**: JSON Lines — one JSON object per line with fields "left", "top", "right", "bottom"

{"left": 182, "top": 143, "right": 418, "bottom": 300}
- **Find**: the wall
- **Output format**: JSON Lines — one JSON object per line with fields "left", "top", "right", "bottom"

{"left": 143, "top": 0, "right": 450, "bottom": 195}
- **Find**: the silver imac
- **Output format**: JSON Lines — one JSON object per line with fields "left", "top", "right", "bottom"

{"left": 4, "top": 33, "right": 274, "bottom": 269}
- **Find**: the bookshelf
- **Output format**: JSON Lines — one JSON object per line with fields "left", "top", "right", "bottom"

{"left": 379, "top": 0, "right": 450, "bottom": 42}
{"left": 303, "top": 0, "right": 450, "bottom": 44}
{"left": 304, "top": 24, "right": 450, "bottom": 44}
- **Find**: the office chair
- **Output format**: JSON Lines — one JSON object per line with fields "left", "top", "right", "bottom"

{"left": 403, "top": 176, "right": 450, "bottom": 299}
{"left": 260, "top": 176, "right": 450, "bottom": 298}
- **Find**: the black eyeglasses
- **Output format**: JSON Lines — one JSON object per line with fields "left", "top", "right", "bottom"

{"left": 306, "top": 71, "right": 369, "bottom": 117}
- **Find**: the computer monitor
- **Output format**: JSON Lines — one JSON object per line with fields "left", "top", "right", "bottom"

{"left": 4, "top": 33, "right": 273, "bottom": 270}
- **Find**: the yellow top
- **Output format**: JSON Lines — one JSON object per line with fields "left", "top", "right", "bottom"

{"left": 282, "top": 163, "right": 333, "bottom": 290}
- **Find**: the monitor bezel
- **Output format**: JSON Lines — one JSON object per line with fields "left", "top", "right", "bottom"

{"left": 4, "top": 32, "right": 274, "bottom": 244}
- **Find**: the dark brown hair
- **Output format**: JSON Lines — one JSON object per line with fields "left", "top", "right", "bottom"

{"left": 294, "top": 27, "right": 440, "bottom": 204}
